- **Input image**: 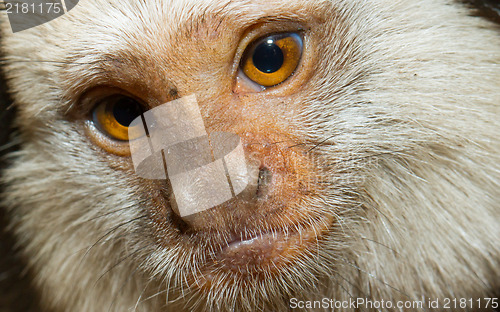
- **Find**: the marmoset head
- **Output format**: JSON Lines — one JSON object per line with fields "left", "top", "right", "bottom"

{"left": 1, "top": 1, "right": 499, "bottom": 311}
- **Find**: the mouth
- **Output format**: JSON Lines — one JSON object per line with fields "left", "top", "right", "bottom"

{"left": 218, "top": 224, "right": 325, "bottom": 275}
{"left": 190, "top": 212, "right": 334, "bottom": 282}
{"left": 142, "top": 165, "right": 336, "bottom": 304}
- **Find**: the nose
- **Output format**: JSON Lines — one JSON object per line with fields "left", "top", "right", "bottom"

{"left": 170, "top": 151, "right": 274, "bottom": 230}
{"left": 163, "top": 131, "right": 266, "bottom": 223}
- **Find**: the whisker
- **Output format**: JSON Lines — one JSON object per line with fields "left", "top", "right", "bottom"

{"left": 285, "top": 142, "right": 307, "bottom": 149}
{"left": 359, "top": 237, "right": 399, "bottom": 254}
{"left": 245, "top": 139, "right": 297, "bottom": 147}
{"left": 132, "top": 258, "right": 164, "bottom": 312}
{"left": 337, "top": 257, "right": 412, "bottom": 299}
{"left": 306, "top": 135, "right": 337, "bottom": 153}
{"left": 0, "top": 58, "right": 101, "bottom": 66}
{"left": 80, "top": 206, "right": 139, "bottom": 224}
{"left": 334, "top": 270, "right": 383, "bottom": 312}
{"left": 93, "top": 245, "right": 150, "bottom": 288}
{"left": 107, "top": 263, "right": 143, "bottom": 312}
{"left": 330, "top": 271, "right": 355, "bottom": 300}
{"left": 79, "top": 215, "right": 147, "bottom": 266}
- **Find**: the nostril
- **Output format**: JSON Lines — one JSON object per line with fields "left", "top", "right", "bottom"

{"left": 256, "top": 166, "right": 272, "bottom": 198}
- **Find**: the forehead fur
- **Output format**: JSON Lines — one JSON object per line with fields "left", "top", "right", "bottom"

{"left": 0, "top": 0, "right": 328, "bottom": 114}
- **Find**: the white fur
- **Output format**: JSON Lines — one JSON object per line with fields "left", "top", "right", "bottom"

{"left": 1, "top": 0, "right": 499, "bottom": 311}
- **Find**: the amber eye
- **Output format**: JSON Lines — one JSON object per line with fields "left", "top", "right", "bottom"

{"left": 240, "top": 33, "right": 303, "bottom": 88}
{"left": 92, "top": 95, "right": 144, "bottom": 141}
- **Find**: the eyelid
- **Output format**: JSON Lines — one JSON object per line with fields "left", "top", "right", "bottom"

{"left": 231, "top": 21, "right": 307, "bottom": 77}
{"left": 92, "top": 98, "right": 146, "bottom": 142}
{"left": 239, "top": 32, "right": 304, "bottom": 89}
{"left": 85, "top": 120, "right": 132, "bottom": 156}
{"left": 83, "top": 89, "right": 148, "bottom": 156}
{"left": 236, "top": 69, "right": 266, "bottom": 92}
{"left": 92, "top": 100, "right": 129, "bottom": 141}
{"left": 76, "top": 86, "right": 145, "bottom": 118}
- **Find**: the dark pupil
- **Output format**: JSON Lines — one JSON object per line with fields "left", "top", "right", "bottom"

{"left": 252, "top": 40, "right": 284, "bottom": 74}
{"left": 113, "top": 97, "right": 143, "bottom": 127}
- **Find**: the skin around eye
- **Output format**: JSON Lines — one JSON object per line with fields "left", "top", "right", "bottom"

{"left": 241, "top": 33, "right": 303, "bottom": 88}
{"left": 92, "top": 95, "right": 144, "bottom": 142}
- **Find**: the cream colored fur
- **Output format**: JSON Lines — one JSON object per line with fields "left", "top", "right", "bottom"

{"left": 0, "top": 0, "right": 499, "bottom": 311}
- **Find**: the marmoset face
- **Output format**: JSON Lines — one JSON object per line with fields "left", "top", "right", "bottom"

{"left": 1, "top": 1, "right": 499, "bottom": 311}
